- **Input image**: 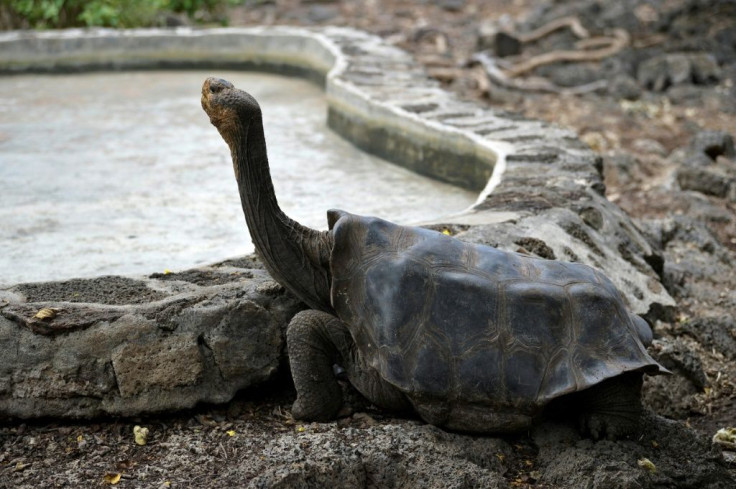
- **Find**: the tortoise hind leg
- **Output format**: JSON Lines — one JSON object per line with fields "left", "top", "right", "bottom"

{"left": 287, "top": 310, "right": 350, "bottom": 421}
{"left": 576, "top": 372, "right": 644, "bottom": 440}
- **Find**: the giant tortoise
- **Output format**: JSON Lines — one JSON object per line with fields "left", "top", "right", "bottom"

{"left": 201, "top": 77, "right": 667, "bottom": 439}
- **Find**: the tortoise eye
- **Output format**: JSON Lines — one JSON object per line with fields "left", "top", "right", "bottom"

{"left": 208, "top": 78, "right": 233, "bottom": 94}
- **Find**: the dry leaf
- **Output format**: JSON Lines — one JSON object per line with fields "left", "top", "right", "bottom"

{"left": 226, "top": 430, "right": 236, "bottom": 437}
{"left": 637, "top": 458, "right": 656, "bottom": 473}
{"left": 104, "top": 473, "right": 122, "bottom": 485}
{"left": 34, "top": 307, "right": 60, "bottom": 320}
{"left": 713, "top": 427, "right": 736, "bottom": 450}
{"left": 134, "top": 425, "right": 149, "bottom": 446}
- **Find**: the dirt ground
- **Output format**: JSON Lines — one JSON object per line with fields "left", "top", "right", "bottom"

{"left": 2, "top": 0, "right": 735, "bottom": 487}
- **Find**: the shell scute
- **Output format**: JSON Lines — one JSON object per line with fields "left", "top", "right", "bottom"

{"left": 412, "top": 343, "right": 452, "bottom": 397}
{"left": 504, "top": 347, "right": 547, "bottom": 404}
{"left": 502, "top": 282, "right": 572, "bottom": 351}
{"left": 456, "top": 347, "right": 505, "bottom": 403}
{"left": 362, "top": 254, "right": 431, "bottom": 353}
{"left": 429, "top": 271, "right": 500, "bottom": 354}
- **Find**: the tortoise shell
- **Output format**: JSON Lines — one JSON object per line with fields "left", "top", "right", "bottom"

{"left": 328, "top": 210, "right": 664, "bottom": 413}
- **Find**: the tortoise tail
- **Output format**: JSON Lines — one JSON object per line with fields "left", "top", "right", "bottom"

{"left": 631, "top": 314, "right": 653, "bottom": 346}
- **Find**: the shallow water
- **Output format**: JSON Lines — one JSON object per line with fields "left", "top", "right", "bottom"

{"left": 0, "top": 71, "right": 476, "bottom": 284}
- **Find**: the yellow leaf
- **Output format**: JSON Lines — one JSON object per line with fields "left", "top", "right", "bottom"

{"left": 441, "top": 228, "right": 451, "bottom": 236}
{"left": 134, "top": 425, "right": 149, "bottom": 446}
{"left": 163, "top": 482, "right": 171, "bottom": 488}
{"left": 226, "top": 430, "right": 236, "bottom": 437}
{"left": 637, "top": 458, "right": 656, "bottom": 473}
{"left": 76, "top": 434, "right": 84, "bottom": 443}
{"left": 34, "top": 307, "right": 59, "bottom": 320}
{"left": 104, "top": 473, "right": 122, "bottom": 485}
{"left": 164, "top": 269, "right": 171, "bottom": 275}
{"left": 713, "top": 427, "right": 736, "bottom": 448}
{"left": 297, "top": 426, "right": 305, "bottom": 433}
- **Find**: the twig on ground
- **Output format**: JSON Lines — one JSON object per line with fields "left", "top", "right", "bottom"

{"left": 470, "top": 51, "right": 608, "bottom": 95}
{"left": 516, "top": 15, "right": 590, "bottom": 44}
{"left": 505, "top": 28, "right": 630, "bottom": 78}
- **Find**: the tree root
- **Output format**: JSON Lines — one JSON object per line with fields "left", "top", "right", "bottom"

{"left": 516, "top": 15, "right": 590, "bottom": 44}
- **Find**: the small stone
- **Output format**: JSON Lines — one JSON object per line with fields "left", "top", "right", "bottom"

{"left": 677, "top": 166, "right": 733, "bottom": 197}
{"left": 638, "top": 55, "right": 669, "bottom": 91}
{"left": 666, "top": 85, "right": 706, "bottom": 106}
{"left": 689, "top": 130, "right": 735, "bottom": 161}
{"left": 638, "top": 53, "right": 722, "bottom": 91}
{"left": 689, "top": 54, "right": 721, "bottom": 84}
{"left": 608, "top": 74, "right": 642, "bottom": 101}
{"left": 666, "top": 54, "right": 692, "bottom": 85}
{"left": 495, "top": 31, "right": 522, "bottom": 58}
{"left": 652, "top": 337, "right": 707, "bottom": 389}
{"left": 680, "top": 316, "right": 736, "bottom": 360}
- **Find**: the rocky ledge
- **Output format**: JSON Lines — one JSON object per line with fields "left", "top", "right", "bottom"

{"left": 0, "top": 257, "right": 303, "bottom": 418}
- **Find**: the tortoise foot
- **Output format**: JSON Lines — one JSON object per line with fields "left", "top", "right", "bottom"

{"left": 291, "top": 393, "right": 342, "bottom": 422}
{"left": 579, "top": 411, "right": 640, "bottom": 441}
{"left": 287, "top": 310, "right": 352, "bottom": 422}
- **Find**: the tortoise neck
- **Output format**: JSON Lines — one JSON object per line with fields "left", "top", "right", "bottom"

{"left": 230, "top": 114, "right": 333, "bottom": 312}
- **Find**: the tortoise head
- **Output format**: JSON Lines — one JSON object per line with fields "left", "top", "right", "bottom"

{"left": 201, "top": 77, "right": 261, "bottom": 147}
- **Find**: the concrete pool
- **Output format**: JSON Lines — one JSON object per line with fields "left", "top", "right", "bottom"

{"left": 0, "top": 70, "right": 476, "bottom": 284}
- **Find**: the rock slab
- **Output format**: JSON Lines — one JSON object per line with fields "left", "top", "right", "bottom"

{"left": 0, "top": 260, "right": 303, "bottom": 418}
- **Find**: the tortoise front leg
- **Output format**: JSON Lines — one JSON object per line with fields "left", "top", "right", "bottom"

{"left": 288, "top": 309, "right": 411, "bottom": 421}
{"left": 287, "top": 310, "right": 351, "bottom": 421}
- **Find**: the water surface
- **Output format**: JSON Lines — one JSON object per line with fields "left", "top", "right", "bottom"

{"left": 0, "top": 71, "right": 476, "bottom": 284}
